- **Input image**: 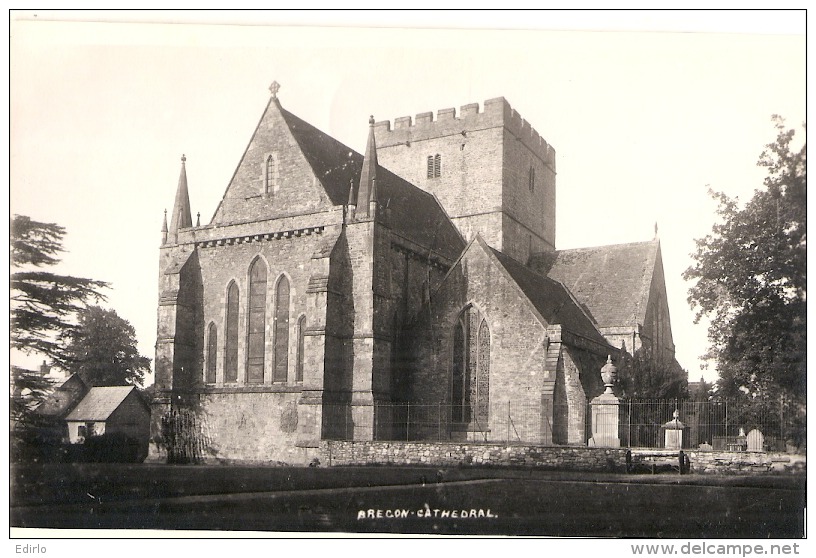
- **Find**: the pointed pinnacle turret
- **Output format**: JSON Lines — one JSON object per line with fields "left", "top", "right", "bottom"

{"left": 169, "top": 154, "right": 193, "bottom": 241}
{"left": 356, "top": 115, "right": 378, "bottom": 218}
{"left": 161, "top": 209, "right": 168, "bottom": 244}
{"left": 348, "top": 178, "right": 356, "bottom": 207}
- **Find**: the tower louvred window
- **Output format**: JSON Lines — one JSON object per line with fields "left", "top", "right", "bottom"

{"left": 427, "top": 154, "right": 441, "bottom": 178}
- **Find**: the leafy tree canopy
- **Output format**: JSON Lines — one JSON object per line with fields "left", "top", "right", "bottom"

{"left": 11, "top": 215, "right": 108, "bottom": 367}
{"left": 616, "top": 346, "right": 688, "bottom": 399}
{"left": 62, "top": 306, "right": 151, "bottom": 387}
{"left": 10, "top": 365, "right": 55, "bottom": 427}
{"left": 684, "top": 117, "right": 806, "bottom": 409}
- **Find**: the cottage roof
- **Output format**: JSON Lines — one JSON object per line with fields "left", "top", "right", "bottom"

{"left": 487, "top": 245, "right": 609, "bottom": 346}
{"left": 64, "top": 386, "right": 138, "bottom": 422}
{"left": 534, "top": 240, "right": 660, "bottom": 328}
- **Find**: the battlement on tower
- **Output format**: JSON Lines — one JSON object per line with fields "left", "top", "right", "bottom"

{"left": 374, "top": 97, "right": 555, "bottom": 169}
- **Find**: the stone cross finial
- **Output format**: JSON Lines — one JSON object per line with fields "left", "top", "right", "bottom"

{"left": 269, "top": 81, "right": 280, "bottom": 98}
{"left": 181, "top": 154, "right": 186, "bottom": 164}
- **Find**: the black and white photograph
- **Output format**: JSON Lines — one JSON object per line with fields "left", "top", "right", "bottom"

{"left": 8, "top": 10, "right": 807, "bottom": 548}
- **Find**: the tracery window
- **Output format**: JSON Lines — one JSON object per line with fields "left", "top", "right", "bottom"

{"left": 273, "top": 275, "right": 290, "bottom": 382}
{"left": 247, "top": 259, "right": 267, "bottom": 384}
{"left": 452, "top": 306, "right": 490, "bottom": 425}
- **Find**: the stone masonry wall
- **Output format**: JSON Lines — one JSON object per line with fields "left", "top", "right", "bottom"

{"left": 320, "top": 440, "right": 804, "bottom": 475}
{"left": 211, "top": 98, "right": 338, "bottom": 225}
{"left": 407, "top": 238, "right": 552, "bottom": 444}
{"left": 201, "top": 391, "right": 312, "bottom": 464}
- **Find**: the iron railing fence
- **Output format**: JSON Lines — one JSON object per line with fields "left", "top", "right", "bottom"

{"left": 321, "top": 402, "right": 557, "bottom": 445}
{"left": 610, "top": 398, "right": 792, "bottom": 451}
{"left": 320, "top": 398, "right": 797, "bottom": 451}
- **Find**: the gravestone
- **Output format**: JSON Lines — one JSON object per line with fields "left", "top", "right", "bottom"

{"left": 746, "top": 429, "right": 764, "bottom": 452}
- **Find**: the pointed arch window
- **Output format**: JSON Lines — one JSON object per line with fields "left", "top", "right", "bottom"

{"left": 295, "top": 315, "right": 306, "bottom": 383}
{"left": 273, "top": 275, "right": 290, "bottom": 382}
{"left": 225, "top": 282, "right": 240, "bottom": 383}
{"left": 452, "top": 306, "right": 489, "bottom": 425}
{"left": 206, "top": 323, "right": 217, "bottom": 384}
{"left": 247, "top": 259, "right": 267, "bottom": 384}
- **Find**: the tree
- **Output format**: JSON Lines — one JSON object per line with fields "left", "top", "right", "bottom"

{"left": 616, "top": 346, "right": 688, "bottom": 399}
{"left": 11, "top": 215, "right": 108, "bottom": 368}
{"left": 62, "top": 306, "right": 151, "bottom": 387}
{"left": 683, "top": 117, "right": 806, "bottom": 433}
{"left": 10, "top": 365, "right": 55, "bottom": 426}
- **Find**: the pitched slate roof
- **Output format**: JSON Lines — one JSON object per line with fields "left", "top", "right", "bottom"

{"left": 488, "top": 245, "right": 609, "bottom": 346}
{"left": 280, "top": 105, "right": 464, "bottom": 261}
{"left": 64, "top": 386, "right": 138, "bottom": 422}
{"left": 278, "top": 105, "right": 361, "bottom": 206}
{"left": 533, "top": 240, "right": 659, "bottom": 328}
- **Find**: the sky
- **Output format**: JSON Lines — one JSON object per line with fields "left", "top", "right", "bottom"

{"left": 9, "top": 11, "right": 806, "bottom": 386}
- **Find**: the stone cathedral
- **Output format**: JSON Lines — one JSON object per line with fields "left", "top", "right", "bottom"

{"left": 153, "top": 82, "right": 681, "bottom": 463}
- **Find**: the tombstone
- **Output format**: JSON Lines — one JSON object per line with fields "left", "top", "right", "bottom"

{"left": 589, "top": 356, "right": 620, "bottom": 448}
{"left": 746, "top": 429, "right": 764, "bottom": 452}
{"left": 663, "top": 410, "right": 685, "bottom": 449}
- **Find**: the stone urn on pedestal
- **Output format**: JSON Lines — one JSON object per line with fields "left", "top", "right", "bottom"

{"left": 589, "top": 356, "right": 621, "bottom": 448}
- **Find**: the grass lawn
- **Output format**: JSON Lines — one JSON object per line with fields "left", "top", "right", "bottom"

{"left": 10, "top": 463, "right": 806, "bottom": 537}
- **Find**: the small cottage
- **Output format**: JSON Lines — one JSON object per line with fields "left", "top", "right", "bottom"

{"left": 64, "top": 386, "right": 151, "bottom": 461}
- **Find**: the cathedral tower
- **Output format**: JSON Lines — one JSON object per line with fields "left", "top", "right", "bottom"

{"left": 374, "top": 97, "right": 556, "bottom": 263}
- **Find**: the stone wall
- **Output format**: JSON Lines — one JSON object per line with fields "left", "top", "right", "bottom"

{"left": 322, "top": 440, "right": 626, "bottom": 470}
{"left": 320, "top": 440, "right": 805, "bottom": 475}
{"left": 200, "top": 391, "right": 309, "bottom": 463}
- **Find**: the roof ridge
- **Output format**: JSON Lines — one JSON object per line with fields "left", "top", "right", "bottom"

{"left": 557, "top": 238, "right": 658, "bottom": 253}
{"left": 487, "top": 245, "right": 607, "bottom": 345}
